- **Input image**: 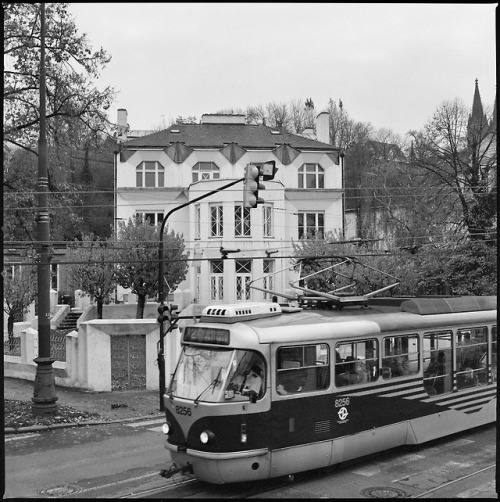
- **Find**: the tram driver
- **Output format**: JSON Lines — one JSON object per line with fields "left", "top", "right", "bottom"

{"left": 242, "top": 365, "right": 263, "bottom": 396}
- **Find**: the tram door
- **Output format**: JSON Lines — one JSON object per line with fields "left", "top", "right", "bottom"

{"left": 269, "top": 343, "right": 333, "bottom": 476}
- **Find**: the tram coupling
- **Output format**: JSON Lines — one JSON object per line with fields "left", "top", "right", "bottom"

{"left": 160, "top": 462, "right": 193, "bottom": 479}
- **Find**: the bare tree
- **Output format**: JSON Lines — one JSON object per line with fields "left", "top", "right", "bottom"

{"left": 409, "top": 98, "right": 497, "bottom": 241}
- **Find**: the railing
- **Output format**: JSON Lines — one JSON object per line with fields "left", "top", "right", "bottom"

{"left": 3, "top": 331, "right": 67, "bottom": 361}
{"left": 3, "top": 335, "right": 21, "bottom": 357}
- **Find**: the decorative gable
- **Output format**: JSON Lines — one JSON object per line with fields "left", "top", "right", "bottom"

{"left": 220, "top": 142, "right": 247, "bottom": 164}
{"left": 273, "top": 143, "right": 299, "bottom": 165}
{"left": 164, "top": 142, "right": 194, "bottom": 163}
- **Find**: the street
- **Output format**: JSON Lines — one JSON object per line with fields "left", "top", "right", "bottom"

{"left": 4, "top": 417, "right": 496, "bottom": 498}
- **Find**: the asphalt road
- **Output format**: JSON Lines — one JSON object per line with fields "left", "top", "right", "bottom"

{"left": 3, "top": 418, "right": 497, "bottom": 499}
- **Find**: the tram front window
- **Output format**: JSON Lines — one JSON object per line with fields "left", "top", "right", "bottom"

{"left": 169, "top": 346, "right": 265, "bottom": 403}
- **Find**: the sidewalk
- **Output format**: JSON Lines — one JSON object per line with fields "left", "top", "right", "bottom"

{"left": 4, "top": 377, "right": 164, "bottom": 432}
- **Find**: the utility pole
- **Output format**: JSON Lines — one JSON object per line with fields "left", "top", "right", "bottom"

{"left": 157, "top": 177, "right": 243, "bottom": 411}
{"left": 32, "top": 2, "right": 58, "bottom": 415}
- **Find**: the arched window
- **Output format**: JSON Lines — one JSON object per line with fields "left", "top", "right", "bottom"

{"left": 192, "top": 162, "right": 220, "bottom": 182}
{"left": 298, "top": 163, "right": 324, "bottom": 188}
{"left": 136, "top": 161, "right": 164, "bottom": 187}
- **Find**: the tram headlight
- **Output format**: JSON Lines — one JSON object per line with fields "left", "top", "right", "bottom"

{"left": 162, "top": 422, "right": 171, "bottom": 435}
{"left": 200, "top": 430, "right": 215, "bottom": 444}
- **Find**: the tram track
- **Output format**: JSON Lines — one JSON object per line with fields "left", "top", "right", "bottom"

{"left": 410, "top": 463, "right": 496, "bottom": 498}
{"left": 114, "top": 461, "right": 497, "bottom": 498}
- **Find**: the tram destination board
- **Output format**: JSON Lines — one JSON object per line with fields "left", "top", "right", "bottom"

{"left": 183, "top": 326, "right": 230, "bottom": 345}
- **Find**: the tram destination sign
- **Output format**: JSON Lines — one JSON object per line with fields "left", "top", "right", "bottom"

{"left": 183, "top": 326, "right": 230, "bottom": 345}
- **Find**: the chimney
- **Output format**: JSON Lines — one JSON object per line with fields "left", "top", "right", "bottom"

{"left": 117, "top": 109, "right": 128, "bottom": 129}
{"left": 316, "top": 112, "right": 330, "bottom": 144}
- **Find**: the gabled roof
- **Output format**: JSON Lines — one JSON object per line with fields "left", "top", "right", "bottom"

{"left": 122, "top": 123, "right": 337, "bottom": 151}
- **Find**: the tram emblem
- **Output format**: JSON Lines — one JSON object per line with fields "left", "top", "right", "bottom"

{"left": 337, "top": 406, "right": 349, "bottom": 423}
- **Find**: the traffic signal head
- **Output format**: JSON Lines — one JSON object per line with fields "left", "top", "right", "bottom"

{"left": 157, "top": 303, "right": 178, "bottom": 324}
{"left": 261, "top": 161, "right": 278, "bottom": 181}
{"left": 243, "top": 164, "right": 265, "bottom": 208}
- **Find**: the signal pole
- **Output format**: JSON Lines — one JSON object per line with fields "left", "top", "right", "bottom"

{"left": 157, "top": 177, "right": 243, "bottom": 411}
{"left": 32, "top": 2, "right": 58, "bottom": 415}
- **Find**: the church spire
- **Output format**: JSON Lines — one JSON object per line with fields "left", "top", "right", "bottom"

{"left": 468, "top": 78, "right": 488, "bottom": 139}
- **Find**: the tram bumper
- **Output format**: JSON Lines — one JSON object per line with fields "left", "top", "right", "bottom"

{"left": 160, "top": 462, "right": 193, "bottom": 479}
{"left": 164, "top": 441, "right": 271, "bottom": 483}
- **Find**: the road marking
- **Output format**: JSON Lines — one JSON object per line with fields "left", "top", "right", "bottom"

{"left": 125, "top": 418, "right": 165, "bottom": 428}
{"left": 6, "top": 433, "right": 41, "bottom": 442}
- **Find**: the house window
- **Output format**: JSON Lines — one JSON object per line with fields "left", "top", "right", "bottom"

{"left": 136, "top": 161, "right": 164, "bottom": 188}
{"left": 298, "top": 163, "right": 324, "bottom": 189}
{"left": 235, "top": 205, "right": 251, "bottom": 237}
{"left": 210, "top": 260, "right": 224, "bottom": 301}
{"left": 210, "top": 205, "right": 223, "bottom": 237}
{"left": 263, "top": 204, "right": 273, "bottom": 237}
{"left": 192, "top": 162, "right": 220, "bottom": 182}
{"left": 298, "top": 212, "right": 324, "bottom": 239}
{"left": 263, "top": 259, "right": 274, "bottom": 300}
{"left": 136, "top": 212, "right": 164, "bottom": 226}
{"left": 235, "top": 260, "right": 252, "bottom": 301}
{"left": 195, "top": 204, "right": 201, "bottom": 239}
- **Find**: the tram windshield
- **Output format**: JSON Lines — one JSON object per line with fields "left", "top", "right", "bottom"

{"left": 168, "top": 346, "right": 266, "bottom": 403}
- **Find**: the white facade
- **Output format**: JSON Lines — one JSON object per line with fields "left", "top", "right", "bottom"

{"left": 115, "top": 112, "right": 344, "bottom": 309}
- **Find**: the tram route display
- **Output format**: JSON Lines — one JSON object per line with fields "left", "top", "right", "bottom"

{"left": 159, "top": 296, "right": 496, "bottom": 484}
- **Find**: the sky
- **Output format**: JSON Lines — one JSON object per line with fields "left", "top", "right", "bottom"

{"left": 68, "top": 3, "right": 497, "bottom": 137}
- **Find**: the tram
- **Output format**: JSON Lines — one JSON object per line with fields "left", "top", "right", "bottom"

{"left": 161, "top": 296, "right": 497, "bottom": 484}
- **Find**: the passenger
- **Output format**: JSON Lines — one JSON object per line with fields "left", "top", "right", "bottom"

{"left": 457, "top": 366, "right": 477, "bottom": 388}
{"left": 391, "top": 355, "right": 411, "bottom": 376}
{"left": 337, "top": 358, "right": 368, "bottom": 385}
{"left": 424, "top": 351, "right": 445, "bottom": 378}
{"left": 424, "top": 351, "right": 446, "bottom": 394}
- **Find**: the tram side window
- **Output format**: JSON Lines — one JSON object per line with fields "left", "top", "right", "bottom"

{"left": 423, "top": 331, "right": 452, "bottom": 395}
{"left": 492, "top": 326, "right": 497, "bottom": 383}
{"left": 382, "top": 334, "right": 419, "bottom": 380}
{"left": 456, "top": 327, "right": 488, "bottom": 389}
{"left": 276, "top": 344, "right": 330, "bottom": 395}
{"left": 335, "top": 339, "right": 378, "bottom": 387}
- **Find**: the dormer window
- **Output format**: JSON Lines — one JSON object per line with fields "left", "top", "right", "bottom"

{"left": 298, "top": 163, "right": 324, "bottom": 189}
{"left": 136, "top": 161, "right": 164, "bottom": 188}
{"left": 192, "top": 162, "right": 220, "bottom": 182}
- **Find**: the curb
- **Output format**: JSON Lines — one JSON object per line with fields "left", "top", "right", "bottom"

{"left": 5, "top": 413, "right": 165, "bottom": 435}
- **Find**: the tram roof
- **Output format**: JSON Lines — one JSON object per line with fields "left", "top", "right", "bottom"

{"left": 239, "top": 296, "right": 497, "bottom": 343}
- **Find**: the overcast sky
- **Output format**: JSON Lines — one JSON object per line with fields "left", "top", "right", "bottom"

{"left": 69, "top": 3, "right": 497, "bottom": 137}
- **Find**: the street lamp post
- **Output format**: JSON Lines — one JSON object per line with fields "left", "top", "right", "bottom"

{"left": 32, "top": 2, "right": 58, "bottom": 415}
{"left": 157, "top": 177, "right": 243, "bottom": 411}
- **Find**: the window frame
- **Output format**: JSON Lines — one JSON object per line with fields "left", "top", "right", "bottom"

{"left": 335, "top": 339, "right": 379, "bottom": 387}
{"left": 298, "top": 211, "right": 325, "bottom": 239}
{"left": 210, "top": 204, "right": 223, "bottom": 237}
{"left": 192, "top": 162, "right": 220, "bottom": 183}
{"left": 298, "top": 163, "right": 324, "bottom": 189}
{"left": 136, "top": 161, "right": 164, "bottom": 188}
{"left": 276, "top": 343, "right": 330, "bottom": 395}
{"left": 381, "top": 333, "right": 420, "bottom": 380}
{"left": 263, "top": 204, "right": 273, "bottom": 238}
{"left": 234, "top": 204, "right": 251, "bottom": 237}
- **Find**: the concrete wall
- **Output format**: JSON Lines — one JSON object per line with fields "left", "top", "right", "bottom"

{"left": 4, "top": 318, "right": 178, "bottom": 392}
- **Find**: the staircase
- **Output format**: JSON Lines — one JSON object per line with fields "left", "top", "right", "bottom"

{"left": 57, "top": 310, "right": 83, "bottom": 331}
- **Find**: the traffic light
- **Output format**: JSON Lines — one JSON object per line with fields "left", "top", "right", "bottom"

{"left": 157, "top": 303, "right": 178, "bottom": 325}
{"left": 243, "top": 164, "right": 265, "bottom": 208}
{"left": 261, "top": 161, "right": 278, "bottom": 181}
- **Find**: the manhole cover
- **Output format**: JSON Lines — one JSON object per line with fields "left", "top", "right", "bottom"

{"left": 361, "top": 486, "right": 408, "bottom": 498}
{"left": 40, "top": 484, "right": 83, "bottom": 497}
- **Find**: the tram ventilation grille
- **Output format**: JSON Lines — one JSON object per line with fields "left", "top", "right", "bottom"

{"left": 315, "top": 420, "right": 331, "bottom": 433}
